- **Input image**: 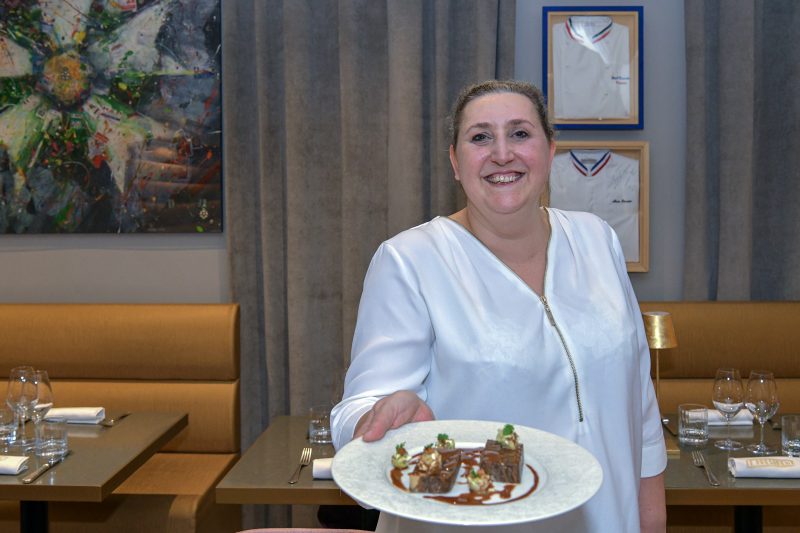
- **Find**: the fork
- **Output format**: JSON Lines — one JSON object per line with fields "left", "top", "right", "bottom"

{"left": 691, "top": 451, "right": 720, "bottom": 486}
{"left": 288, "top": 447, "right": 312, "bottom": 484}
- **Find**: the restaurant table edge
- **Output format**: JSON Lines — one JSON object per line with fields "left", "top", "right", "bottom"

{"left": 0, "top": 412, "right": 188, "bottom": 502}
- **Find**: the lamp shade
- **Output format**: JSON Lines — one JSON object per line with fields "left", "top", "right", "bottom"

{"left": 642, "top": 311, "right": 678, "bottom": 350}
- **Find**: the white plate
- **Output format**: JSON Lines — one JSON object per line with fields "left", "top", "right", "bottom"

{"left": 332, "top": 420, "right": 602, "bottom": 526}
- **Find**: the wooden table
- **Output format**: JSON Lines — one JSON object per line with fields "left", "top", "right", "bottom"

{"left": 218, "top": 415, "right": 799, "bottom": 532}
{"left": 663, "top": 415, "right": 798, "bottom": 533}
{"left": 216, "top": 415, "right": 350, "bottom": 505}
{"left": 0, "top": 412, "right": 188, "bottom": 533}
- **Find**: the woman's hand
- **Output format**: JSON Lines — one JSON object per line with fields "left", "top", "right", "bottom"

{"left": 354, "top": 390, "right": 434, "bottom": 442}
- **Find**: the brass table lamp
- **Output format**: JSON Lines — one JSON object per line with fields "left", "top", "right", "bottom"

{"left": 642, "top": 311, "right": 678, "bottom": 423}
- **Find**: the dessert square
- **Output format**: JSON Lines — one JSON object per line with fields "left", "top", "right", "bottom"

{"left": 408, "top": 448, "right": 462, "bottom": 493}
{"left": 479, "top": 439, "right": 523, "bottom": 483}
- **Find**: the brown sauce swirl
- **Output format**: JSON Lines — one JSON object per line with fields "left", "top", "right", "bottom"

{"left": 391, "top": 447, "right": 539, "bottom": 506}
{"left": 426, "top": 464, "right": 538, "bottom": 506}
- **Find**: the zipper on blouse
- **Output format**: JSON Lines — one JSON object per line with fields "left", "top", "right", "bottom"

{"left": 540, "top": 294, "right": 585, "bottom": 422}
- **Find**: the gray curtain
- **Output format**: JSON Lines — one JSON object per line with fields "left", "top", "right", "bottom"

{"left": 223, "top": 0, "right": 515, "bottom": 527}
{"left": 683, "top": 0, "right": 800, "bottom": 300}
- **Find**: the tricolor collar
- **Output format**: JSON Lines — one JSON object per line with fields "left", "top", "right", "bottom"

{"left": 565, "top": 16, "right": 613, "bottom": 44}
{"left": 570, "top": 150, "right": 611, "bottom": 176}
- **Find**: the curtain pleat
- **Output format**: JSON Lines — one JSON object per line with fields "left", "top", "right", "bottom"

{"left": 224, "top": 0, "right": 516, "bottom": 527}
{"left": 751, "top": 2, "right": 800, "bottom": 298}
{"left": 683, "top": 0, "right": 800, "bottom": 300}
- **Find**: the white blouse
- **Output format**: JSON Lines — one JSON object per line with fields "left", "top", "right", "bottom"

{"left": 332, "top": 208, "right": 666, "bottom": 533}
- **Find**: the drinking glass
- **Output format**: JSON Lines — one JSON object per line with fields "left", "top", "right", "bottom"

{"left": 712, "top": 368, "right": 744, "bottom": 450}
{"left": 31, "top": 370, "right": 54, "bottom": 449}
{"left": 308, "top": 404, "right": 332, "bottom": 444}
{"left": 0, "top": 406, "right": 17, "bottom": 453}
{"left": 36, "top": 418, "right": 67, "bottom": 461}
{"left": 744, "top": 370, "right": 780, "bottom": 455}
{"left": 6, "top": 366, "right": 37, "bottom": 447}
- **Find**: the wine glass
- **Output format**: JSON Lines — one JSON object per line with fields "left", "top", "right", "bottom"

{"left": 744, "top": 370, "right": 780, "bottom": 455}
{"left": 31, "top": 370, "right": 54, "bottom": 448}
{"left": 712, "top": 368, "right": 744, "bottom": 450}
{"left": 6, "top": 366, "right": 37, "bottom": 448}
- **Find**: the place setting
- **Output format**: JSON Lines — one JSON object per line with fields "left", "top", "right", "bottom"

{"left": 290, "top": 403, "right": 335, "bottom": 484}
{"left": 0, "top": 365, "right": 112, "bottom": 484}
{"left": 674, "top": 367, "right": 800, "bottom": 486}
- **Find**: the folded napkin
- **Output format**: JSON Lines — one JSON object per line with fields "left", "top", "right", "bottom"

{"left": 0, "top": 455, "right": 29, "bottom": 475}
{"left": 46, "top": 407, "right": 105, "bottom": 425}
{"left": 708, "top": 409, "right": 753, "bottom": 426}
{"left": 313, "top": 457, "right": 333, "bottom": 479}
{"left": 728, "top": 457, "right": 800, "bottom": 478}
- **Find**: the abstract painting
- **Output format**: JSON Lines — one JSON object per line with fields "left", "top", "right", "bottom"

{"left": 0, "top": 0, "right": 221, "bottom": 233}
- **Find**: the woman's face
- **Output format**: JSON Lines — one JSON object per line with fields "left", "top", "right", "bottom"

{"left": 449, "top": 92, "right": 555, "bottom": 219}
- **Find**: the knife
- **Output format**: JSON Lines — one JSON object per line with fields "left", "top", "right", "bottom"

{"left": 100, "top": 412, "right": 131, "bottom": 427}
{"left": 22, "top": 451, "right": 71, "bottom": 484}
{"left": 662, "top": 417, "right": 678, "bottom": 437}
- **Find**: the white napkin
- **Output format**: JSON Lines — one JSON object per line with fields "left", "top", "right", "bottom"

{"left": 708, "top": 409, "right": 753, "bottom": 426}
{"left": 313, "top": 457, "right": 333, "bottom": 479}
{"left": 46, "top": 407, "right": 105, "bottom": 425}
{"left": 728, "top": 457, "right": 800, "bottom": 478}
{"left": 0, "top": 455, "right": 29, "bottom": 475}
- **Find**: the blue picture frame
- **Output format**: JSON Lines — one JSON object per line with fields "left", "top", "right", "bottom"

{"left": 542, "top": 5, "right": 644, "bottom": 130}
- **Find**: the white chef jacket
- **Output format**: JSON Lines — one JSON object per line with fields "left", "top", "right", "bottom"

{"left": 550, "top": 150, "right": 640, "bottom": 261}
{"left": 331, "top": 208, "right": 666, "bottom": 533}
{"left": 553, "top": 16, "right": 631, "bottom": 120}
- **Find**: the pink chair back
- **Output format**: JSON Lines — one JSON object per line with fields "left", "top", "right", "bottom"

{"left": 239, "top": 529, "right": 371, "bottom": 533}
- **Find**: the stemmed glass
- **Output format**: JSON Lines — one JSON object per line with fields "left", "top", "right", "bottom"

{"left": 31, "top": 370, "right": 54, "bottom": 448}
{"left": 744, "top": 370, "right": 780, "bottom": 455}
{"left": 6, "top": 366, "right": 38, "bottom": 448}
{"left": 712, "top": 368, "right": 744, "bottom": 450}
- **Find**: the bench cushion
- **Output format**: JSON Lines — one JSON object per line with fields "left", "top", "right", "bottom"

{"left": 0, "top": 304, "right": 239, "bottom": 380}
{"left": 640, "top": 301, "right": 800, "bottom": 415}
{"left": 53, "top": 381, "right": 239, "bottom": 453}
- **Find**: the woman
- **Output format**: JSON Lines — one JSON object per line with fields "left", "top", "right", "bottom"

{"left": 331, "top": 80, "right": 667, "bottom": 532}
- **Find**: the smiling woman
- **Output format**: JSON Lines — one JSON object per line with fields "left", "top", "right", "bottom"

{"left": 447, "top": 83, "right": 555, "bottom": 296}
{"left": 332, "top": 80, "right": 667, "bottom": 533}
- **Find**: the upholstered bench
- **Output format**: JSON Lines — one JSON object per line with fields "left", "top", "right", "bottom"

{"left": 640, "top": 301, "right": 800, "bottom": 533}
{"left": 640, "top": 301, "right": 800, "bottom": 415}
{"left": 0, "top": 304, "right": 242, "bottom": 532}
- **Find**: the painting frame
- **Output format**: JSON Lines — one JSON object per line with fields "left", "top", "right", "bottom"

{"left": 0, "top": 0, "right": 223, "bottom": 234}
{"left": 543, "top": 140, "right": 649, "bottom": 272}
{"left": 542, "top": 5, "right": 643, "bottom": 130}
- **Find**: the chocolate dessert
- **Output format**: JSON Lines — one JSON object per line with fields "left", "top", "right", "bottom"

{"left": 408, "top": 445, "right": 463, "bottom": 493}
{"left": 479, "top": 425, "right": 523, "bottom": 484}
{"left": 479, "top": 439, "right": 524, "bottom": 483}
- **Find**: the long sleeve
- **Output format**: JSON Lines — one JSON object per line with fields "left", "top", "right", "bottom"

{"left": 610, "top": 226, "right": 667, "bottom": 478}
{"left": 331, "top": 241, "right": 434, "bottom": 450}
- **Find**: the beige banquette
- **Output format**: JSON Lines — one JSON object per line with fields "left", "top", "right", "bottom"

{"left": 640, "top": 301, "right": 800, "bottom": 415}
{"left": 641, "top": 301, "right": 800, "bottom": 533}
{"left": 0, "top": 304, "right": 241, "bottom": 532}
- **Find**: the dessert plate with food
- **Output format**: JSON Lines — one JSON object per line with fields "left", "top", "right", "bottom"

{"left": 331, "top": 419, "right": 602, "bottom": 526}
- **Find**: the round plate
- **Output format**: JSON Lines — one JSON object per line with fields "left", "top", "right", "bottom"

{"left": 332, "top": 420, "right": 602, "bottom": 526}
